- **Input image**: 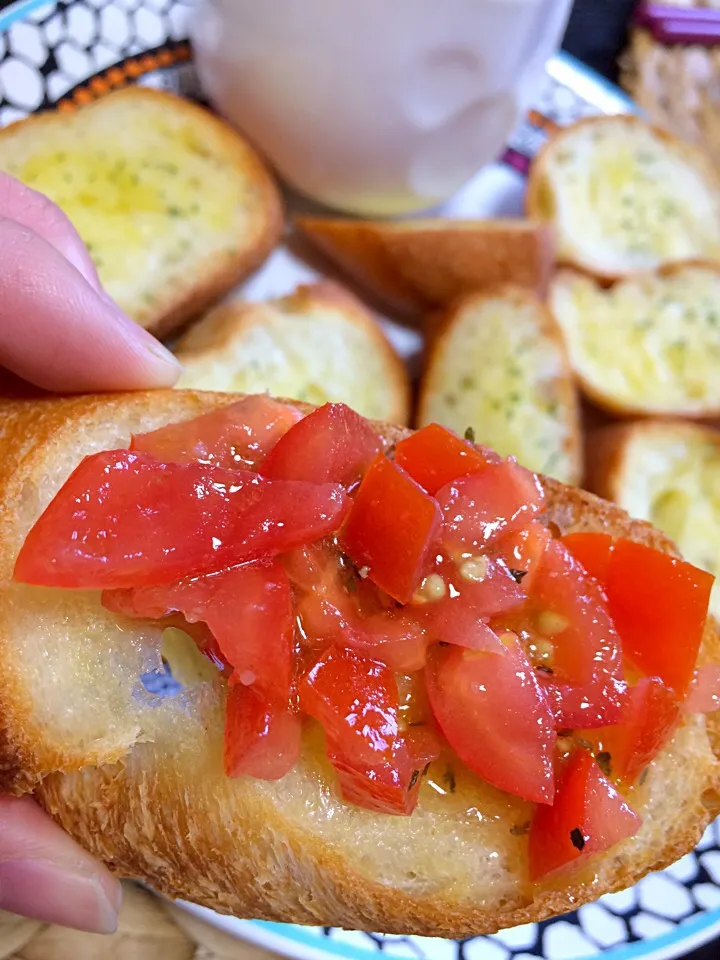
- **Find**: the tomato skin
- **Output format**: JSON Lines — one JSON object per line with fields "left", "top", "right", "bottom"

{"left": 528, "top": 750, "right": 642, "bottom": 881}
{"left": 605, "top": 540, "right": 714, "bottom": 698}
{"left": 260, "top": 402, "right": 383, "bottom": 485}
{"left": 426, "top": 639, "right": 556, "bottom": 804}
{"left": 224, "top": 685, "right": 302, "bottom": 780}
{"left": 593, "top": 678, "right": 681, "bottom": 784}
{"left": 490, "top": 521, "right": 551, "bottom": 594}
{"left": 340, "top": 455, "right": 442, "bottom": 604}
{"left": 131, "top": 395, "right": 302, "bottom": 471}
{"left": 394, "top": 423, "right": 496, "bottom": 495}
{"left": 686, "top": 665, "right": 720, "bottom": 714}
{"left": 542, "top": 678, "right": 627, "bottom": 731}
{"left": 436, "top": 461, "right": 545, "bottom": 552}
{"left": 14, "top": 451, "right": 349, "bottom": 589}
{"left": 560, "top": 533, "right": 613, "bottom": 586}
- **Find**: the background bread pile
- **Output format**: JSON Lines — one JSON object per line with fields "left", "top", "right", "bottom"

{"left": 3, "top": 89, "right": 720, "bottom": 616}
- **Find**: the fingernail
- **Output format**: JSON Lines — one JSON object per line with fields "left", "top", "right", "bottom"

{"left": 101, "top": 297, "right": 184, "bottom": 385}
{"left": 0, "top": 858, "right": 121, "bottom": 934}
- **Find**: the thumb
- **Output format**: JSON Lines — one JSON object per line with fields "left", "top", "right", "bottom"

{"left": 0, "top": 796, "right": 121, "bottom": 933}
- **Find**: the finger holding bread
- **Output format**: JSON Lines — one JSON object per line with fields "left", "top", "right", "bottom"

{"left": 295, "top": 217, "right": 555, "bottom": 317}
{"left": 418, "top": 287, "right": 581, "bottom": 484}
{"left": 549, "top": 262, "right": 720, "bottom": 418}
{"left": 0, "top": 87, "right": 283, "bottom": 339}
{"left": 527, "top": 114, "right": 720, "bottom": 279}
{"left": 174, "top": 282, "right": 411, "bottom": 424}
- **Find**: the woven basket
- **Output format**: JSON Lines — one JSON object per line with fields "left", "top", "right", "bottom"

{"left": 0, "top": 882, "right": 280, "bottom": 960}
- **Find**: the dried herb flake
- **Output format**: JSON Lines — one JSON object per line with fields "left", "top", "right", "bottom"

{"left": 570, "top": 828, "right": 586, "bottom": 851}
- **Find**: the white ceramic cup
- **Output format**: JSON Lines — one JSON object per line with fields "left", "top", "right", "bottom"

{"left": 191, "top": 0, "right": 572, "bottom": 216}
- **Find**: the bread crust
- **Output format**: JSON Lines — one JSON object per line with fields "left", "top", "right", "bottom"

{"left": 418, "top": 286, "right": 582, "bottom": 485}
{"left": 295, "top": 218, "right": 555, "bottom": 318}
{"left": 526, "top": 115, "right": 720, "bottom": 282}
{"left": 0, "top": 391, "right": 717, "bottom": 936}
{"left": 0, "top": 87, "right": 284, "bottom": 339}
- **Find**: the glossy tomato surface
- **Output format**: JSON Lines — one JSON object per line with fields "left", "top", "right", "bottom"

{"left": 340, "top": 455, "right": 442, "bottom": 604}
{"left": 14, "top": 451, "right": 349, "bottom": 589}
{"left": 131, "top": 396, "right": 301, "bottom": 471}
{"left": 224, "top": 685, "right": 302, "bottom": 780}
{"left": 529, "top": 749, "right": 641, "bottom": 881}
{"left": 261, "top": 403, "right": 382, "bottom": 485}
{"left": 426, "top": 639, "right": 556, "bottom": 804}
{"left": 394, "top": 423, "right": 493, "bottom": 495}
{"left": 436, "top": 461, "right": 544, "bottom": 552}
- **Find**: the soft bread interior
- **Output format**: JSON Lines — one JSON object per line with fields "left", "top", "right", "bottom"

{"left": 419, "top": 289, "right": 580, "bottom": 483}
{"left": 535, "top": 118, "right": 720, "bottom": 275}
{"left": 174, "top": 285, "right": 409, "bottom": 423}
{"left": 549, "top": 266, "right": 720, "bottom": 415}
{"left": 0, "top": 392, "right": 718, "bottom": 935}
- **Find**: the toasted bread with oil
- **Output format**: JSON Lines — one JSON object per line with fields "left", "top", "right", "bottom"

{"left": 527, "top": 115, "right": 720, "bottom": 280}
{"left": 174, "top": 282, "right": 410, "bottom": 424}
{"left": 418, "top": 288, "right": 581, "bottom": 484}
{"left": 0, "top": 390, "right": 718, "bottom": 936}
{"left": 549, "top": 263, "right": 720, "bottom": 418}
{"left": 0, "top": 87, "right": 283, "bottom": 338}
{"left": 295, "top": 217, "right": 555, "bottom": 316}
{"left": 587, "top": 419, "right": 720, "bottom": 619}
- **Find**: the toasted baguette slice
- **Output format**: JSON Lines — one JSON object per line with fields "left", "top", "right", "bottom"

{"left": 174, "top": 282, "right": 410, "bottom": 423}
{"left": 0, "top": 87, "right": 283, "bottom": 338}
{"left": 527, "top": 115, "right": 720, "bottom": 279}
{"left": 418, "top": 288, "right": 581, "bottom": 484}
{"left": 1, "top": 391, "right": 719, "bottom": 936}
{"left": 549, "top": 263, "right": 720, "bottom": 418}
{"left": 295, "top": 217, "right": 555, "bottom": 315}
{"left": 587, "top": 420, "right": 720, "bottom": 619}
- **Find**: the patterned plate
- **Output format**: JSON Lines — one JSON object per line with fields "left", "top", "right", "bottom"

{"left": 1, "top": 1, "right": 718, "bottom": 958}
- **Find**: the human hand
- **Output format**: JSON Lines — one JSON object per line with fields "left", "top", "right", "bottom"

{"left": 0, "top": 171, "right": 182, "bottom": 933}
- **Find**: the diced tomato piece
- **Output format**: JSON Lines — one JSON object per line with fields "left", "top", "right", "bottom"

{"left": 260, "top": 402, "right": 382, "bottom": 486}
{"left": 426, "top": 637, "right": 556, "bottom": 804}
{"left": 542, "top": 678, "right": 627, "bottom": 731}
{"left": 104, "top": 560, "right": 295, "bottom": 698}
{"left": 686, "top": 665, "right": 720, "bottom": 714}
{"left": 528, "top": 750, "right": 642, "bottom": 881}
{"left": 14, "top": 451, "right": 349, "bottom": 589}
{"left": 394, "top": 423, "right": 496, "bottom": 495}
{"left": 340, "top": 455, "right": 442, "bottom": 604}
{"left": 131, "top": 396, "right": 302, "bottom": 470}
{"left": 436, "top": 461, "right": 545, "bottom": 552}
{"left": 491, "top": 521, "right": 551, "bottom": 594}
{"left": 605, "top": 540, "right": 714, "bottom": 698}
{"left": 591, "top": 678, "right": 680, "bottom": 785}
{"left": 530, "top": 539, "right": 622, "bottom": 688}
{"left": 224, "top": 685, "right": 302, "bottom": 780}
{"left": 561, "top": 533, "right": 614, "bottom": 586}
{"left": 299, "top": 645, "right": 402, "bottom": 767}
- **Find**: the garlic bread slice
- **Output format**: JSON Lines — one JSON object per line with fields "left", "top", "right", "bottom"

{"left": 527, "top": 115, "right": 720, "bottom": 279}
{"left": 174, "top": 282, "right": 410, "bottom": 424}
{"left": 0, "top": 87, "right": 283, "bottom": 338}
{"left": 418, "top": 287, "right": 581, "bottom": 483}
{"left": 550, "top": 264, "right": 720, "bottom": 417}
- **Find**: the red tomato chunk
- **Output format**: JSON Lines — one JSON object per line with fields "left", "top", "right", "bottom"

{"left": 394, "top": 423, "right": 495, "bottom": 495}
{"left": 131, "top": 395, "right": 301, "bottom": 470}
{"left": 14, "top": 451, "right": 349, "bottom": 589}
{"left": 528, "top": 750, "right": 642, "bottom": 881}
{"left": 225, "top": 685, "right": 302, "bottom": 780}
{"left": 261, "top": 402, "right": 383, "bottom": 485}
{"left": 340, "top": 455, "right": 442, "bottom": 604}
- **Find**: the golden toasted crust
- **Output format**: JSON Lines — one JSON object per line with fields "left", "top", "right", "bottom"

{"left": 174, "top": 282, "right": 411, "bottom": 424}
{"left": 295, "top": 217, "right": 555, "bottom": 317}
{"left": 418, "top": 286, "right": 582, "bottom": 484}
{"left": 0, "top": 87, "right": 283, "bottom": 339}
{"left": 527, "top": 115, "right": 720, "bottom": 282}
{"left": 0, "top": 391, "right": 717, "bottom": 936}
